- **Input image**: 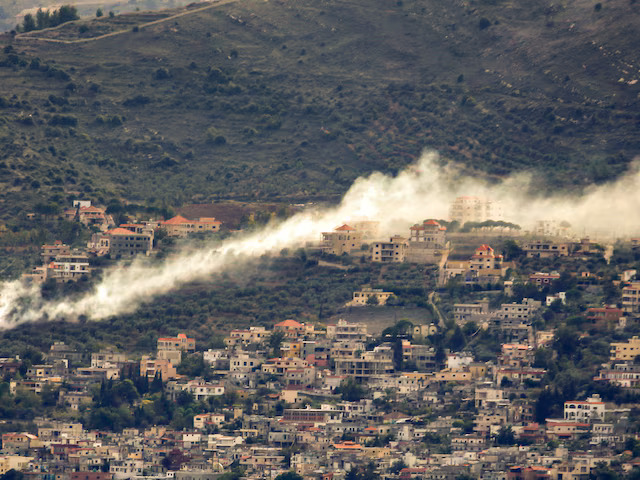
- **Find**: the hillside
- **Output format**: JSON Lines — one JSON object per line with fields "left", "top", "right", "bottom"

{"left": 0, "top": 0, "right": 639, "bottom": 219}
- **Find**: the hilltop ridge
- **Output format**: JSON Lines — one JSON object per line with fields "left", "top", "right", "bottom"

{"left": 0, "top": 0, "right": 639, "bottom": 218}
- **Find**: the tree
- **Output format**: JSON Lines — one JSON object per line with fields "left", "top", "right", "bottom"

{"left": 336, "top": 378, "right": 367, "bottom": 401}
{"left": 496, "top": 426, "right": 516, "bottom": 445}
{"left": 366, "top": 294, "right": 379, "bottom": 306}
{"left": 478, "top": 17, "right": 491, "bottom": 30}
{"left": 96, "top": 8, "right": 103, "bottom": 17}
{"left": 589, "top": 462, "right": 619, "bottom": 480}
{"left": 275, "top": 472, "right": 303, "bottom": 480}
{"left": 502, "top": 240, "right": 524, "bottom": 261}
{"left": 268, "top": 331, "right": 285, "bottom": 357}
{"left": 162, "top": 449, "right": 190, "bottom": 471}
{"left": 22, "top": 14, "right": 36, "bottom": 32}
{"left": 0, "top": 470, "right": 25, "bottom": 480}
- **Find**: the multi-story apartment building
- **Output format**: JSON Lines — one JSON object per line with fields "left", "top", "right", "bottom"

{"left": 321, "top": 224, "right": 362, "bottom": 255}
{"left": 48, "top": 252, "right": 91, "bottom": 281}
{"left": 522, "top": 241, "right": 570, "bottom": 258}
{"left": 334, "top": 345, "right": 394, "bottom": 380}
{"left": 326, "top": 319, "right": 368, "bottom": 342}
{"left": 498, "top": 298, "right": 541, "bottom": 321}
{"left": 405, "top": 220, "right": 448, "bottom": 264}
{"left": 161, "top": 215, "right": 221, "bottom": 237}
{"left": 622, "top": 282, "right": 640, "bottom": 314}
{"left": 225, "top": 326, "right": 270, "bottom": 347}
{"left": 609, "top": 336, "right": 640, "bottom": 361}
{"left": 449, "top": 196, "right": 502, "bottom": 225}
{"left": 564, "top": 394, "right": 606, "bottom": 422}
{"left": 370, "top": 236, "right": 407, "bottom": 263}
{"left": 105, "top": 228, "right": 153, "bottom": 258}
{"left": 453, "top": 299, "right": 490, "bottom": 325}
{"left": 157, "top": 333, "right": 196, "bottom": 353}
{"left": 594, "top": 363, "right": 640, "bottom": 387}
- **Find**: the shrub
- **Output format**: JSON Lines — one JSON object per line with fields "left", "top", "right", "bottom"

{"left": 49, "top": 114, "right": 77, "bottom": 126}
{"left": 478, "top": 17, "right": 491, "bottom": 30}
{"left": 206, "top": 127, "right": 227, "bottom": 145}
{"left": 122, "top": 95, "right": 151, "bottom": 107}
{"left": 154, "top": 68, "right": 170, "bottom": 80}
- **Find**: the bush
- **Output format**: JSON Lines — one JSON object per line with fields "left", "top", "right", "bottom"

{"left": 206, "top": 127, "right": 227, "bottom": 145}
{"left": 478, "top": 17, "right": 491, "bottom": 30}
{"left": 154, "top": 68, "right": 170, "bottom": 80}
{"left": 122, "top": 95, "right": 151, "bottom": 107}
{"left": 48, "top": 114, "right": 77, "bottom": 126}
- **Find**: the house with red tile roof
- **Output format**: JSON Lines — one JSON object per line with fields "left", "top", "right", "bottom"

{"left": 405, "top": 219, "right": 448, "bottom": 264}
{"left": 104, "top": 227, "right": 153, "bottom": 258}
{"left": 161, "top": 215, "right": 221, "bottom": 237}
{"left": 274, "top": 319, "right": 315, "bottom": 338}
{"left": 321, "top": 224, "right": 363, "bottom": 256}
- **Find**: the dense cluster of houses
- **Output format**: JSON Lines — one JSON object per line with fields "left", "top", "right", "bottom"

{"left": 5, "top": 196, "right": 640, "bottom": 479}
{"left": 2, "top": 314, "right": 640, "bottom": 480}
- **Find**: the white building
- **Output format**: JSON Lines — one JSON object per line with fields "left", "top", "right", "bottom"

{"left": 564, "top": 394, "right": 606, "bottom": 422}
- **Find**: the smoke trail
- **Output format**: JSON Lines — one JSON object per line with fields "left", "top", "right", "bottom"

{"left": 1, "top": 150, "right": 640, "bottom": 329}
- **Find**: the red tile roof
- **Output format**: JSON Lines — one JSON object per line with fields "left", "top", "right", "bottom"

{"left": 334, "top": 224, "right": 355, "bottom": 231}
{"left": 106, "top": 228, "right": 140, "bottom": 236}
{"left": 163, "top": 215, "right": 191, "bottom": 225}
{"left": 79, "top": 206, "right": 105, "bottom": 213}
{"left": 275, "top": 319, "right": 303, "bottom": 328}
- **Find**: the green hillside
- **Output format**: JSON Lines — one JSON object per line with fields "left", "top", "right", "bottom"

{"left": 0, "top": 0, "right": 639, "bottom": 219}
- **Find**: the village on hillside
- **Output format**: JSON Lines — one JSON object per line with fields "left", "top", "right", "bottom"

{"left": 2, "top": 195, "right": 640, "bottom": 480}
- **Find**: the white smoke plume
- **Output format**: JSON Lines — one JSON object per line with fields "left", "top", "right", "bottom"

{"left": 0, "top": 150, "right": 639, "bottom": 329}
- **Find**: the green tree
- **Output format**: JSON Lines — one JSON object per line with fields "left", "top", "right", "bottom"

{"left": 22, "top": 14, "right": 36, "bottom": 32}
{"left": 366, "top": 294, "right": 379, "bottom": 306}
{"left": 96, "top": 8, "right": 103, "bottom": 17}
{"left": 336, "top": 378, "right": 367, "bottom": 401}
{"left": 268, "top": 331, "right": 285, "bottom": 357}
{"left": 0, "top": 470, "right": 25, "bottom": 480}
{"left": 496, "top": 426, "right": 516, "bottom": 445}
{"left": 275, "top": 472, "right": 303, "bottom": 480}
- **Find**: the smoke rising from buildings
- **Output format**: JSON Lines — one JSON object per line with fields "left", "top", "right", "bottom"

{"left": 0, "top": 150, "right": 639, "bottom": 329}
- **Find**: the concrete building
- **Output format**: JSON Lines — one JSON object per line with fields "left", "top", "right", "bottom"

{"left": 161, "top": 215, "right": 221, "bottom": 237}
{"left": 405, "top": 220, "right": 448, "bottom": 264}
{"left": 622, "top": 282, "right": 640, "bottom": 314}
{"left": 41, "top": 241, "right": 70, "bottom": 263}
{"left": 469, "top": 244, "right": 505, "bottom": 273}
{"left": 498, "top": 298, "right": 542, "bottom": 321}
{"left": 326, "top": 319, "right": 368, "bottom": 342}
{"left": 371, "top": 236, "right": 407, "bottom": 263}
{"left": 48, "top": 252, "right": 91, "bottom": 281}
{"left": 449, "top": 196, "right": 502, "bottom": 225}
{"left": 346, "top": 288, "right": 393, "bottom": 306}
{"left": 105, "top": 228, "right": 153, "bottom": 258}
{"left": 522, "top": 241, "right": 570, "bottom": 258}
{"left": 334, "top": 346, "right": 394, "bottom": 380}
{"left": 321, "top": 224, "right": 363, "bottom": 256}
{"left": 157, "top": 333, "right": 196, "bottom": 353}
{"left": 139, "top": 357, "right": 177, "bottom": 380}
{"left": 609, "top": 336, "right": 640, "bottom": 362}
{"left": 594, "top": 363, "right": 640, "bottom": 387}
{"left": 564, "top": 394, "right": 606, "bottom": 422}
{"left": 453, "top": 299, "right": 490, "bottom": 325}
